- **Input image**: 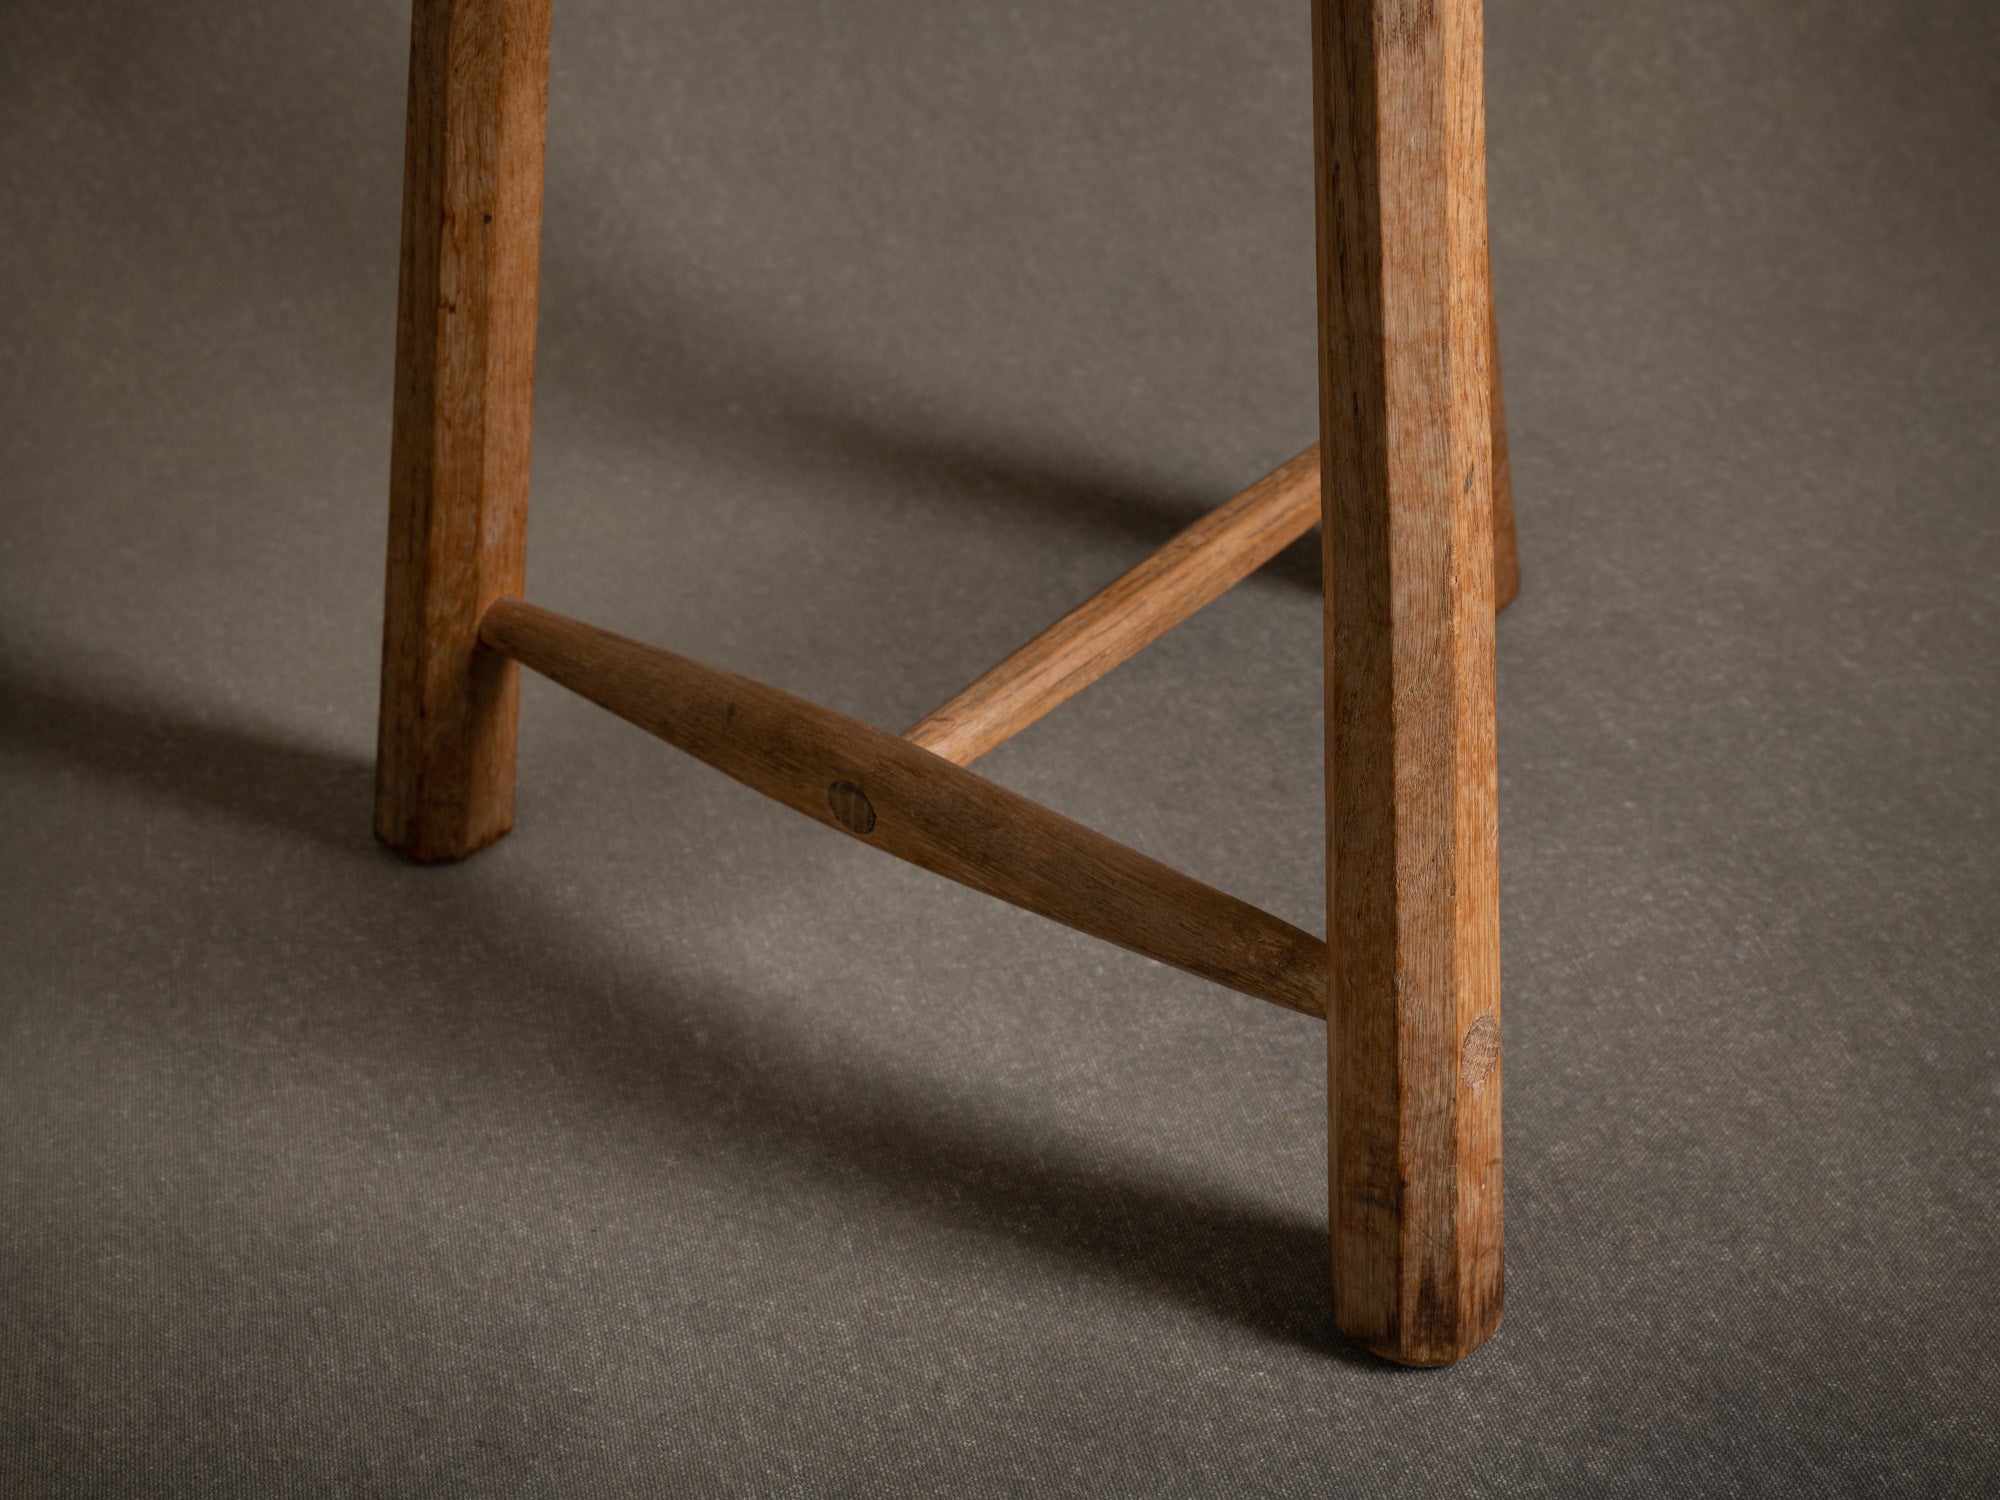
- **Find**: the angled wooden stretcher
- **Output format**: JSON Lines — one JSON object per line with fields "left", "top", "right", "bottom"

{"left": 375, "top": 0, "right": 1517, "bottom": 1366}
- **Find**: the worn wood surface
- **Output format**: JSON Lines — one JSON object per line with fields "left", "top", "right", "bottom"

{"left": 1313, "top": 0, "right": 1504, "bottom": 1365}
{"left": 907, "top": 422, "right": 1520, "bottom": 769}
{"left": 906, "top": 448, "right": 1321, "bottom": 766}
{"left": 481, "top": 598, "right": 1330, "bottom": 1016}
{"left": 374, "top": 0, "right": 552, "bottom": 862}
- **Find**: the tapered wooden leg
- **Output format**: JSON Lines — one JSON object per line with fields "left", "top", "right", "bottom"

{"left": 374, "top": 0, "right": 552, "bottom": 862}
{"left": 1313, "top": 0, "right": 1504, "bottom": 1366}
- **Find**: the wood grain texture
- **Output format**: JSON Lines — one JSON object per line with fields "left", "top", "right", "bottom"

{"left": 1488, "top": 248, "right": 1521, "bottom": 610}
{"left": 906, "top": 448, "right": 1322, "bottom": 766}
{"left": 907, "top": 419, "right": 1520, "bottom": 769}
{"left": 1313, "top": 0, "right": 1504, "bottom": 1365}
{"left": 481, "top": 598, "right": 1330, "bottom": 1017}
{"left": 374, "top": 0, "right": 552, "bottom": 863}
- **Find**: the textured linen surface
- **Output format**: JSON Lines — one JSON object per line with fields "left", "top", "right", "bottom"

{"left": 3, "top": 1, "right": 1997, "bottom": 1494}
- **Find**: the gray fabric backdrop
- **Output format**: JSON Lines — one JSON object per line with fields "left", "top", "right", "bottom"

{"left": 4, "top": 0, "right": 1997, "bottom": 1494}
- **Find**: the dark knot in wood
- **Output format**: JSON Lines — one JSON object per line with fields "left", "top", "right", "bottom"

{"left": 827, "top": 780, "right": 877, "bottom": 835}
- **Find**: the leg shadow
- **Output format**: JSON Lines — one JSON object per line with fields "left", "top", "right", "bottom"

{"left": 534, "top": 249, "right": 1324, "bottom": 583}
{"left": 3, "top": 663, "right": 1363, "bottom": 1360}
{"left": 0, "top": 660, "right": 376, "bottom": 857}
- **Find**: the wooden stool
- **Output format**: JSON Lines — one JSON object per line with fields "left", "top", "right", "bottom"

{"left": 374, "top": 0, "right": 1517, "bottom": 1367}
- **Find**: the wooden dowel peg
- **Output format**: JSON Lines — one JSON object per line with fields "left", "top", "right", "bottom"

{"left": 906, "top": 449, "right": 1321, "bottom": 767}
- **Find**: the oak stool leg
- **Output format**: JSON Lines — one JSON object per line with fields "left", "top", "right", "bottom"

{"left": 1313, "top": 0, "right": 1504, "bottom": 1365}
{"left": 375, "top": 0, "right": 553, "bottom": 863}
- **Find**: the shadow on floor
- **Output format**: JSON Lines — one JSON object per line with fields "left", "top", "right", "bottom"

{"left": 531, "top": 257, "right": 1328, "bottom": 591}
{"left": 1, "top": 659, "right": 1368, "bottom": 1365}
